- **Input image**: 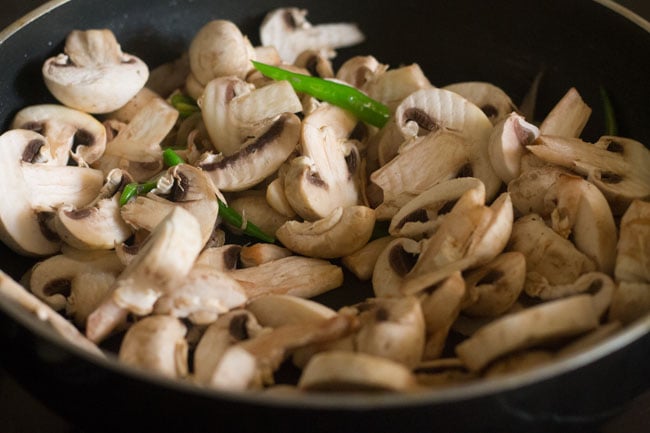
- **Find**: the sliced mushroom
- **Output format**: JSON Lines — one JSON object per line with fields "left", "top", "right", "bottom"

{"left": 146, "top": 52, "right": 191, "bottom": 98}
{"left": 298, "top": 351, "right": 416, "bottom": 392}
{"left": 608, "top": 281, "right": 650, "bottom": 324}
{"left": 42, "top": 29, "right": 149, "bottom": 113}
{"left": 12, "top": 104, "right": 107, "bottom": 166}
{"left": 227, "top": 193, "right": 291, "bottom": 237}
{"left": 196, "top": 245, "right": 242, "bottom": 271}
{"left": 239, "top": 243, "right": 293, "bottom": 268}
{"left": 527, "top": 135, "right": 650, "bottom": 214}
{"left": 487, "top": 112, "right": 540, "bottom": 183}
{"left": 118, "top": 315, "right": 188, "bottom": 378}
{"left": 455, "top": 294, "right": 599, "bottom": 372}
{"left": 266, "top": 176, "right": 297, "bottom": 218}
{"left": 0, "top": 129, "right": 104, "bottom": 256}
{"left": 342, "top": 236, "right": 394, "bottom": 281}
{"left": 336, "top": 55, "right": 386, "bottom": 90}
{"left": 294, "top": 49, "right": 335, "bottom": 78}
{"left": 283, "top": 104, "right": 362, "bottom": 220}
{"left": 483, "top": 350, "right": 554, "bottom": 378}
{"left": 276, "top": 206, "right": 375, "bottom": 259}
{"left": 259, "top": 8, "right": 365, "bottom": 63}
{"left": 198, "top": 112, "right": 301, "bottom": 192}
{"left": 443, "top": 81, "right": 518, "bottom": 125}
{"left": 558, "top": 321, "right": 622, "bottom": 358}
{"left": 231, "top": 256, "right": 343, "bottom": 299}
{"left": 508, "top": 166, "right": 569, "bottom": 216}
{"left": 247, "top": 294, "right": 337, "bottom": 328}
{"left": 365, "top": 64, "right": 432, "bottom": 110}
{"left": 539, "top": 87, "right": 591, "bottom": 138}
{"left": 615, "top": 199, "right": 650, "bottom": 283}
{"left": 414, "top": 358, "right": 476, "bottom": 388}
{"left": 372, "top": 237, "right": 421, "bottom": 297}
{"left": 106, "top": 87, "right": 163, "bottom": 123}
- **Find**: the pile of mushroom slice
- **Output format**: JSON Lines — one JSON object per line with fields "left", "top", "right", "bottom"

{"left": 0, "top": 6, "right": 649, "bottom": 395}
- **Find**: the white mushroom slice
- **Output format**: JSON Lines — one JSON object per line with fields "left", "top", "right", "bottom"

{"left": 507, "top": 166, "right": 568, "bottom": 216}
{"left": 227, "top": 193, "right": 290, "bottom": 238}
{"left": 259, "top": 8, "right": 365, "bottom": 64}
{"left": 370, "top": 130, "right": 498, "bottom": 215}
{"left": 189, "top": 20, "right": 253, "bottom": 86}
{"left": 615, "top": 199, "right": 650, "bottom": 283}
{"left": 539, "top": 87, "right": 591, "bottom": 138}
{"left": 42, "top": 29, "right": 149, "bottom": 114}
{"left": 200, "top": 76, "right": 302, "bottom": 156}
{"left": 298, "top": 351, "right": 416, "bottom": 392}
{"left": 198, "top": 113, "right": 301, "bottom": 191}
{"left": 185, "top": 72, "right": 205, "bottom": 101}
{"left": 29, "top": 250, "right": 124, "bottom": 326}
{"left": 509, "top": 214, "right": 597, "bottom": 296}
{"left": 487, "top": 112, "right": 540, "bottom": 183}
{"left": 276, "top": 206, "right": 376, "bottom": 259}
{"left": 239, "top": 243, "right": 292, "bottom": 268}
{"left": 414, "top": 358, "right": 475, "bottom": 387}
{"left": 146, "top": 52, "right": 190, "bottom": 98}
{"left": 266, "top": 177, "right": 297, "bottom": 218}
{"left": 12, "top": 104, "right": 107, "bottom": 166}
{"left": 365, "top": 64, "right": 432, "bottom": 110}
{"left": 388, "top": 177, "right": 485, "bottom": 238}
{"left": 353, "top": 296, "right": 426, "bottom": 368}
{"left": 372, "top": 237, "right": 421, "bottom": 297}
{"left": 231, "top": 256, "right": 343, "bottom": 299}
{"left": 86, "top": 207, "right": 203, "bottom": 342}
{"left": 0, "top": 270, "right": 102, "bottom": 356}
{"left": 443, "top": 82, "right": 517, "bottom": 126}
{"left": 106, "top": 87, "right": 162, "bottom": 123}
{"left": 342, "top": 236, "right": 394, "bottom": 281}
{"left": 54, "top": 169, "right": 133, "bottom": 250}
{"left": 283, "top": 104, "right": 361, "bottom": 220}
{"left": 153, "top": 265, "right": 247, "bottom": 325}
{"left": 247, "top": 294, "right": 337, "bottom": 327}
{"left": 0, "top": 130, "right": 104, "bottom": 256}
{"left": 294, "top": 49, "right": 335, "bottom": 78}
{"left": 528, "top": 135, "right": 650, "bottom": 214}
{"left": 462, "top": 252, "right": 526, "bottom": 318}
{"left": 484, "top": 350, "right": 554, "bottom": 378}
{"left": 118, "top": 315, "right": 188, "bottom": 378}
{"left": 418, "top": 272, "right": 465, "bottom": 359}
{"left": 452, "top": 303, "right": 526, "bottom": 337}
{"left": 336, "top": 55, "right": 386, "bottom": 90}
{"left": 455, "top": 295, "right": 599, "bottom": 372}
{"left": 558, "top": 321, "right": 622, "bottom": 358}
{"left": 608, "top": 281, "right": 650, "bottom": 324}
{"left": 103, "top": 98, "right": 178, "bottom": 163}
{"left": 196, "top": 245, "right": 242, "bottom": 271}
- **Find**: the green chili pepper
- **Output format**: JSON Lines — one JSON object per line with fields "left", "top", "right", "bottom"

{"left": 599, "top": 86, "right": 618, "bottom": 136}
{"left": 162, "top": 148, "right": 185, "bottom": 167}
{"left": 252, "top": 60, "right": 390, "bottom": 128}
{"left": 170, "top": 94, "right": 200, "bottom": 119}
{"left": 119, "top": 181, "right": 157, "bottom": 206}
{"left": 217, "top": 200, "right": 276, "bottom": 244}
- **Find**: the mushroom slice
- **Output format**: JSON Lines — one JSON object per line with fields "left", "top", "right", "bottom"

{"left": 539, "top": 87, "right": 591, "bottom": 138}
{"left": 29, "top": 250, "right": 124, "bottom": 326}
{"left": 266, "top": 176, "right": 297, "bottom": 218}
{"left": 484, "top": 350, "right": 554, "bottom": 378}
{"left": 509, "top": 214, "right": 597, "bottom": 297}
{"left": 387, "top": 177, "right": 485, "bottom": 238}
{"left": 353, "top": 296, "right": 426, "bottom": 368}
{"left": 146, "top": 52, "right": 190, "bottom": 98}
{"left": 196, "top": 245, "right": 242, "bottom": 271}
{"left": 259, "top": 8, "right": 365, "bottom": 64}
{"left": 153, "top": 265, "right": 247, "bottom": 325}
{"left": 54, "top": 169, "right": 133, "bottom": 250}
{"left": 0, "top": 270, "right": 102, "bottom": 356}
{"left": 189, "top": 20, "right": 254, "bottom": 86}
{"left": 200, "top": 76, "right": 301, "bottom": 156}
{"left": 462, "top": 252, "right": 526, "bottom": 318}
{"left": 42, "top": 29, "right": 149, "bottom": 114}
{"left": 118, "top": 315, "right": 188, "bottom": 378}
{"left": 372, "top": 237, "right": 421, "bottom": 298}
{"left": 12, "top": 104, "right": 107, "bottom": 166}
{"left": 615, "top": 199, "right": 650, "bottom": 283}
{"left": 558, "top": 321, "right": 622, "bottom": 358}
{"left": 443, "top": 81, "right": 518, "bottom": 125}
{"left": 455, "top": 294, "right": 599, "bottom": 372}
{"left": 294, "top": 49, "right": 335, "bottom": 78}
{"left": 0, "top": 129, "right": 104, "bottom": 256}
{"left": 283, "top": 104, "right": 362, "bottom": 220}
{"left": 231, "top": 256, "right": 343, "bottom": 299}
{"left": 608, "top": 281, "right": 650, "bottom": 324}
{"left": 276, "top": 206, "right": 376, "bottom": 259}
{"left": 414, "top": 358, "right": 475, "bottom": 387}
{"left": 239, "top": 243, "right": 292, "bottom": 268}
{"left": 106, "top": 87, "right": 162, "bottom": 123}
{"left": 336, "top": 55, "right": 386, "bottom": 90}
{"left": 487, "top": 112, "right": 540, "bottom": 183}
{"left": 365, "top": 64, "right": 432, "bottom": 110}
{"left": 103, "top": 98, "right": 178, "bottom": 163}
{"left": 508, "top": 166, "right": 569, "bottom": 216}
{"left": 527, "top": 135, "right": 650, "bottom": 214}
{"left": 198, "top": 113, "right": 301, "bottom": 192}
{"left": 247, "top": 294, "right": 337, "bottom": 327}
{"left": 298, "top": 351, "right": 416, "bottom": 392}
{"left": 418, "top": 272, "right": 466, "bottom": 360}
{"left": 342, "top": 236, "right": 394, "bottom": 281}
{"left": 227, "top": 193, "right": 291, "bottom": 238}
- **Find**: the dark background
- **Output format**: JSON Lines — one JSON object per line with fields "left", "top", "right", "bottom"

{"left": 1, "top": 1, "right": 649, "bottom": 432}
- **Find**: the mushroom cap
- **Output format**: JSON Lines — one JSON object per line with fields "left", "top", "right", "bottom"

{"left": 443, "top": 81, "right": 518, "bottom": 126}
{"left": 42, "top": 29, "right": 149, "bottom": 114}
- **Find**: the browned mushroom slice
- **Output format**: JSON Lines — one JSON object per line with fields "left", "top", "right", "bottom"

{"left": 483, "top": 350, "right": 554, "bottom": 378}
{"left": 0, "top": 270, "right": 102, "bottom": 356}
{"left": 456, "top": 294, "right": 599, "bottom": 372}
{"left": 608, "top": 281, "right": 650, "bottom": 324}
{"left": 246, "top": 294, "right": 337, "bottom": 327}
{"left": 462, "top": 252, "right": 526, "bottom": 318}
{"left": 342, "top": 236, "right": 394, "bottom": 281}
{"left": 528, "top": 135, "right": 650, "bottom": 214}
{"left": 414, "top": 358, "right": 476, "bottom": 387}
{"left": 615, "top": 199, "right": 650, "bottom": 283}
{"left": 443, "top": 81, "right": 518, "bottom": 126}
{"left": 539, "top": 87, "right": 591, "bottom": 138}
{"left": 452, "top": 303, "right": 526, "bottom": 337}
{"left": 557, "top": 321, "right": 622, "bottom": 358}
{"left": 508, "top": 166, "right": 569, "bottom": 216}
{"left": 239, "top": 243, "right": 293, "bottom": 268}
{"left": 230, "top": 256, "right": 343, "bottom": 299}
{"left": 372, "top": 237, "right": 421, "bottom": 297}
{"left": 276, "top": 206, "right": 375, "bottom": 259}
{"left": 298, "top": 351, "right": 417, "bottom": 392}
{"left": 118, "top": 315, "right": 188, "bottom": 378}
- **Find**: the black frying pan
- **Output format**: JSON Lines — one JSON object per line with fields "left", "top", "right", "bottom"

{"left": 1, "top": 1, "right": 649, "bottom": 432}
